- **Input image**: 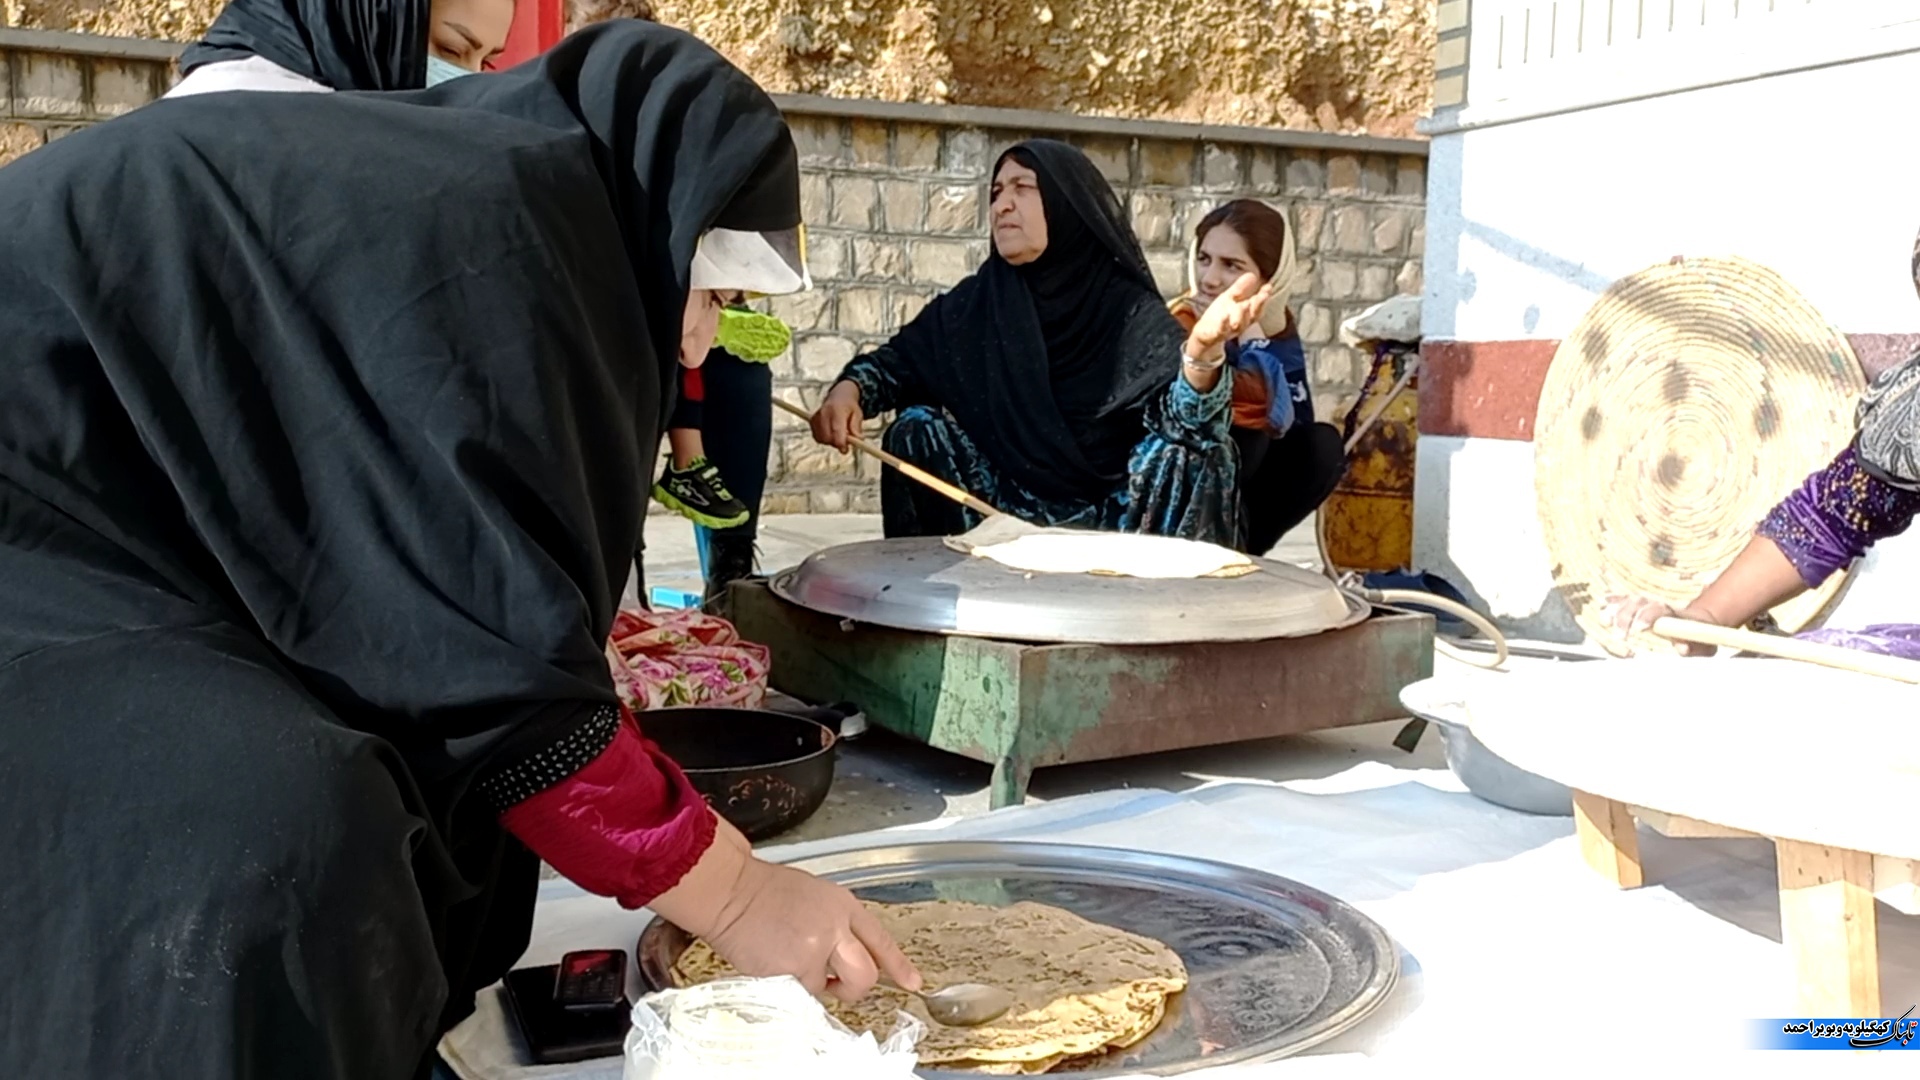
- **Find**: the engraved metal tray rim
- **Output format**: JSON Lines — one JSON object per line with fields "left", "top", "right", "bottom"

{"left": 636, "top": 840, "right": 1399, "bottom": 1076}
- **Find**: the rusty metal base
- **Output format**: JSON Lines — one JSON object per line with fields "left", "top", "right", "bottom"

{"left": 728, "top": 580, "right": 1436, "bottom": 808}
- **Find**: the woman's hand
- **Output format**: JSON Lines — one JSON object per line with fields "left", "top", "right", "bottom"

{"left": 1185, "top": 272, "right": 1275, "bottom": 362}
{"left": 703, "top": 857, "right": 922, "bottom": 1004}
{"left": 1600, "top": 538, "right": 1810, "bottom": 656}
{"left": 810, "top": 381, "right": 865, "bottom": 454}
{"left": 1600, "top": 595, "right": 1718, "bottom": 657}
{"left": 648, "top": 814, "right": 921, "bottom": 1004}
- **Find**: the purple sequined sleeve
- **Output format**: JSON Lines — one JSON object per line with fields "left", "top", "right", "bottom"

{"left": 1756, "top": 445, "right": 1920, "bottom": 587}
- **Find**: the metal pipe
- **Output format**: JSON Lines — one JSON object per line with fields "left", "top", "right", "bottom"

{"left": 1342, "top": 355, "right": 1422, "bottom": 456}
{"left": 1356, "top": 587, "right": 1511, "bottom": 671}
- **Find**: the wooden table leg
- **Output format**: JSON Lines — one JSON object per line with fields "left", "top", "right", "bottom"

{"left": 1776, "top": 840, "right": 1879, "bottom": 1017}
{"left": 1571, "top": 790, "right": 1643, "bottom": 888}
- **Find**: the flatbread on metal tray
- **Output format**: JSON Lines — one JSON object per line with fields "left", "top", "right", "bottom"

{"left": 670, "top": 899, "right": 1189, "bottom": 1074}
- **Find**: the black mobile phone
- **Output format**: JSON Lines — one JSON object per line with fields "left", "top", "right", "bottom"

{"left": 501, "top": 951, "right": 632, "bottom": 1065}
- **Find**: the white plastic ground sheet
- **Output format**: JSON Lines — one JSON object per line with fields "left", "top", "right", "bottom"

{"left": 440, "top": 762, "right": 1920, "bottom": 1077}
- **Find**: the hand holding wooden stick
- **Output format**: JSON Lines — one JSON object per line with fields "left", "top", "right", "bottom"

{"left": 772, "top": 396, "right": 1005, "bottom": 519}
{"left": 1649, "top": 616, "right": 1920, "bottom": 685}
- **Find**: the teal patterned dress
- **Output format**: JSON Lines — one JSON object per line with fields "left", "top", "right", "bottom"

{"left": 841, "top": 346, "right": 1240, "bottom": 545}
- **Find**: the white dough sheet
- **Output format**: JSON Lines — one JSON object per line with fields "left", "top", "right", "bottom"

{"left": 440, "top": 763, "right": 1920, "bottom": 1077}
{"left": 941, "top": 516, "right": 1256, "bottom": 579}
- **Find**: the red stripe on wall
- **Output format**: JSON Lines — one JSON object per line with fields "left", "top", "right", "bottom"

{"left": 1415, "top": 340, "right": 1558, "bottom": 440}
{"left": 1418, "top": 334, "right": 1920, "bottom": 440}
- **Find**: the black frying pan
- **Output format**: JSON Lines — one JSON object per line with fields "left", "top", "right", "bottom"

{"left": 640, "top": 707, "right": 838, "bottom": 841}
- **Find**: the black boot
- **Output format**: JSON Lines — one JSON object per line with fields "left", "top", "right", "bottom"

{"left": 702, "top": 534, "right": 760, "bottom": 620}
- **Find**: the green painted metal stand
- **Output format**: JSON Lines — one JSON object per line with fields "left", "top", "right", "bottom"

{"left": 730, "top": 581, "right": 1436, "bottom": 809}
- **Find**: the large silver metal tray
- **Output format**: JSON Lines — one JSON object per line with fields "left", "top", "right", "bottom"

{"left": 637, "top": 841, "right": 1399, "bottom": 1075}
{"left": 768, "top": 538, "right": 1369, "bottom": 645}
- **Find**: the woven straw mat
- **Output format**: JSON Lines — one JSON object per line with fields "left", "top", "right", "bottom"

{"left": 1533, "top": 255, "right": 1865, "bottom": 642}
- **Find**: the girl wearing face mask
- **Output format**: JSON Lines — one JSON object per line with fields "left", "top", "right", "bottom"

{"left": 167, "top": 0, "right": 515, "bottom": 97}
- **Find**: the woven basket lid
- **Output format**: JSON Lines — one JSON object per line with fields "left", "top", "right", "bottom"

{"left": 1534, "top": 255, "right": 1866, "bottom": 642}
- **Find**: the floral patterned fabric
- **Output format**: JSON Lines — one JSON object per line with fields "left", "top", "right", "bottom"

{"left": 604, "top": 607, "right": 769, "bottom": 710}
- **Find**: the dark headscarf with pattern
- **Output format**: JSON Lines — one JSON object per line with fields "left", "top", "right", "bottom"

{"left": 1853, "top": 227, "right": 1920, "bottom": 488}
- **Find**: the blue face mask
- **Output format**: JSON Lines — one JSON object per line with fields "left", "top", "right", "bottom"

{"left": 425, "top": 56, "right": 473, "bottom": 87}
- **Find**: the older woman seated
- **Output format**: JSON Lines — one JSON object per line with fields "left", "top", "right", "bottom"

{"left": 809, "top": 139, "right": 1272, "bottom": 546}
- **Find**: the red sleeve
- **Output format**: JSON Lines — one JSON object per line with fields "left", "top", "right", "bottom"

{"left": 500, "top": 705, "right": 717, "bottom": 909}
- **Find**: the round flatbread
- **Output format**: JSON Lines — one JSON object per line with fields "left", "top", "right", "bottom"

{"left": 670, "top": 899, "right": 1189, "bottom": 1073}
{"left": 948, "top": 525, "right": 1256, "bottom": 580}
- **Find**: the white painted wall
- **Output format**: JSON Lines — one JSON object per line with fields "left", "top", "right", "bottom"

{"left": 1466, "top": 0, "right": 1919, "bottom": 119}
{"left": 1425, "top": 48, "right": 1920, "bottom": 343}
{"left": 1415, "top": 42, "right": 1920, "bottom": 643}
{"left": 1411, "top": 435, "right": 1583, "bottom": 640}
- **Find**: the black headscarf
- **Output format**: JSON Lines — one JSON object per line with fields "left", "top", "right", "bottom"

{"left": 0, "top": 9, "right": 795, "bottom": 900}
{"left": 179, "top": 0, "right": 432, "bottom": 90}
{"left": 862, "top": 138, "right": 1185, "bottom": 503}
{"left": 0, "top": 14, "right": 799, "bottom": 781}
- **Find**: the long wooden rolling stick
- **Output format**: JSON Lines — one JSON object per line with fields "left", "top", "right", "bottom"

{"left": 1651, "top": 616, "right": 1920, "bottom": 685}
{"left": 772, "top": 397, "right": 1006, "bottom": 519}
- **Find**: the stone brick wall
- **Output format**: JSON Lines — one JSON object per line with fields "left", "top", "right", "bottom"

{"left": 0, "top": 30, "right": 176, "bottom": 161}
{"left": 760, "top": 108, "right": 1427, "bottom": 513}
{"left": 1, "top": 30, "right": 1429, "bottom": 516}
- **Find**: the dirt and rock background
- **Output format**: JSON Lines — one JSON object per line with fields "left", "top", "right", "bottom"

{"left": 4, "top": 0, "right": 1436, "bottom": 136}
{"left": 5, "top": 0, "right": 209, "bottom": 41}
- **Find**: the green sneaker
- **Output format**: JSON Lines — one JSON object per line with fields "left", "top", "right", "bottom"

{"left": 653, "top": 457, "right": 751, "bottom": 528}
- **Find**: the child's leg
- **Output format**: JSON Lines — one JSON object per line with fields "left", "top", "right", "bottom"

{"left": 666, "top": 366, "right": 705, "bottom": 458}
{"left": 692, "top": 350, "right": 775, "bottom": 615}
{"left": 667, "top": 427, "right": 704, "bottom": 471}
{"left": 697, "top": 350, "right": 774, "bottom": 545}
{"left": 654, "top": 365, "right": 749, "bottom": 528}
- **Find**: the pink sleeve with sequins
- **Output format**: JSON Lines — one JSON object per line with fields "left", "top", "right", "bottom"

{"left": 499, "top": 704, "right": 716, "bottom": 909}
